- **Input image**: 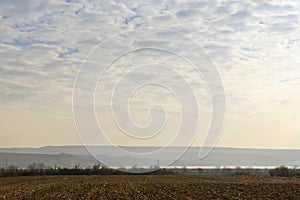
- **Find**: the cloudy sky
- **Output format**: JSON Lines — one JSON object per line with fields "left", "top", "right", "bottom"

{"left": 0, "top": 0, "right": 299, "bottom": 149}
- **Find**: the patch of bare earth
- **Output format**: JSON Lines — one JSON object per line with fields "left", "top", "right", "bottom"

{"left": 0, "top": 175, "right": 300, "bottom": 199}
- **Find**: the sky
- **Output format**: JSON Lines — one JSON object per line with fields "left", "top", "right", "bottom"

{"left": 0, "top": 0, "right": 299, "bottom": 149}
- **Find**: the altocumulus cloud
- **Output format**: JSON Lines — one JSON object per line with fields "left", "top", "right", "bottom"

{"left": 0, "top": 0, "right": 299, "bottom": 147}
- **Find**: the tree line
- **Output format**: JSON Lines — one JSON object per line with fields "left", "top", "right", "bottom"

{"left": 0, "top": 163, "right": 174, "bottom": 177}
{"left": 1, "top": 163, "right": 299, "bottom": 177}
{"left": 269, "top": 166, "right": 300, "bottom": 177}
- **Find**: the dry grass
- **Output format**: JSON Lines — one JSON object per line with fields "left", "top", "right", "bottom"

{"left": 1, "top": 175, "right": 300, "bottom": 199}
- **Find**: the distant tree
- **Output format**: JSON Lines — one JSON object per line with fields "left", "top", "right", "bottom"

{"left": 28, "top": 163, "right": 45, "bottom": 170}
{"left": 7, "top": 165, "right": 18, "bottom": 170}
{"left": 6, "top": 165, "right": 18, "bottom": 176}
{"left": 233, "top": 166, "right": 250, "bottom": 176}
{"left": 92, "top": 164, "right": 101, "bottom": 170}
{"left": 269, "top": 166, "right": 290, "bottom": 177}
{"left": 27, "top": 163, "right": 46, "bottom": 175}
{"left": 74, "top": 164, "right": 80, "bottom": 169}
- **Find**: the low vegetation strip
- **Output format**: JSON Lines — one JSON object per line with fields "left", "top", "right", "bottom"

{"left": 1, "top": 163, "right": 298, "bottom": 177}
{"left": 1, "top": 175, "right": 300, "bottom": 199}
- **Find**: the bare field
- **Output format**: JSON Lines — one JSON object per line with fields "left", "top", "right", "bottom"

{"left": 1, "top": 175, "right": 300, "bottom": 199}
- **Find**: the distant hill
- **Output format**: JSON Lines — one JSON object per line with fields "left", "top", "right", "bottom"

{"left": 0, "top": 152, "right": 98, "bottom": 168}
{"left": 1, "top": 146, "right": 300, "bottom": 168}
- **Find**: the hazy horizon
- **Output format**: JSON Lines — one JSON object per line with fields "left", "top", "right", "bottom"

{"left": 2, "top": 144, "right": 300, "bottom": 150}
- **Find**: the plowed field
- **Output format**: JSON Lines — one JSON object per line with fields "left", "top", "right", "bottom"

{"left": 1, "top": 175, "right": 300, "bottom": 199}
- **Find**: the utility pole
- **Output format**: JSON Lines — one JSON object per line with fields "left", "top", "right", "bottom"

{"left": 157, "top": 158, "right": 160, "bottom": 169}
{"left": 5, "top": 159, "right": 8, "bottom": 169}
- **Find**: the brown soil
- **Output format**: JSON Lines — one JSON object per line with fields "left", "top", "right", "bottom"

{"left": 1, "top": 175, "right": 300, "bottom": 199}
